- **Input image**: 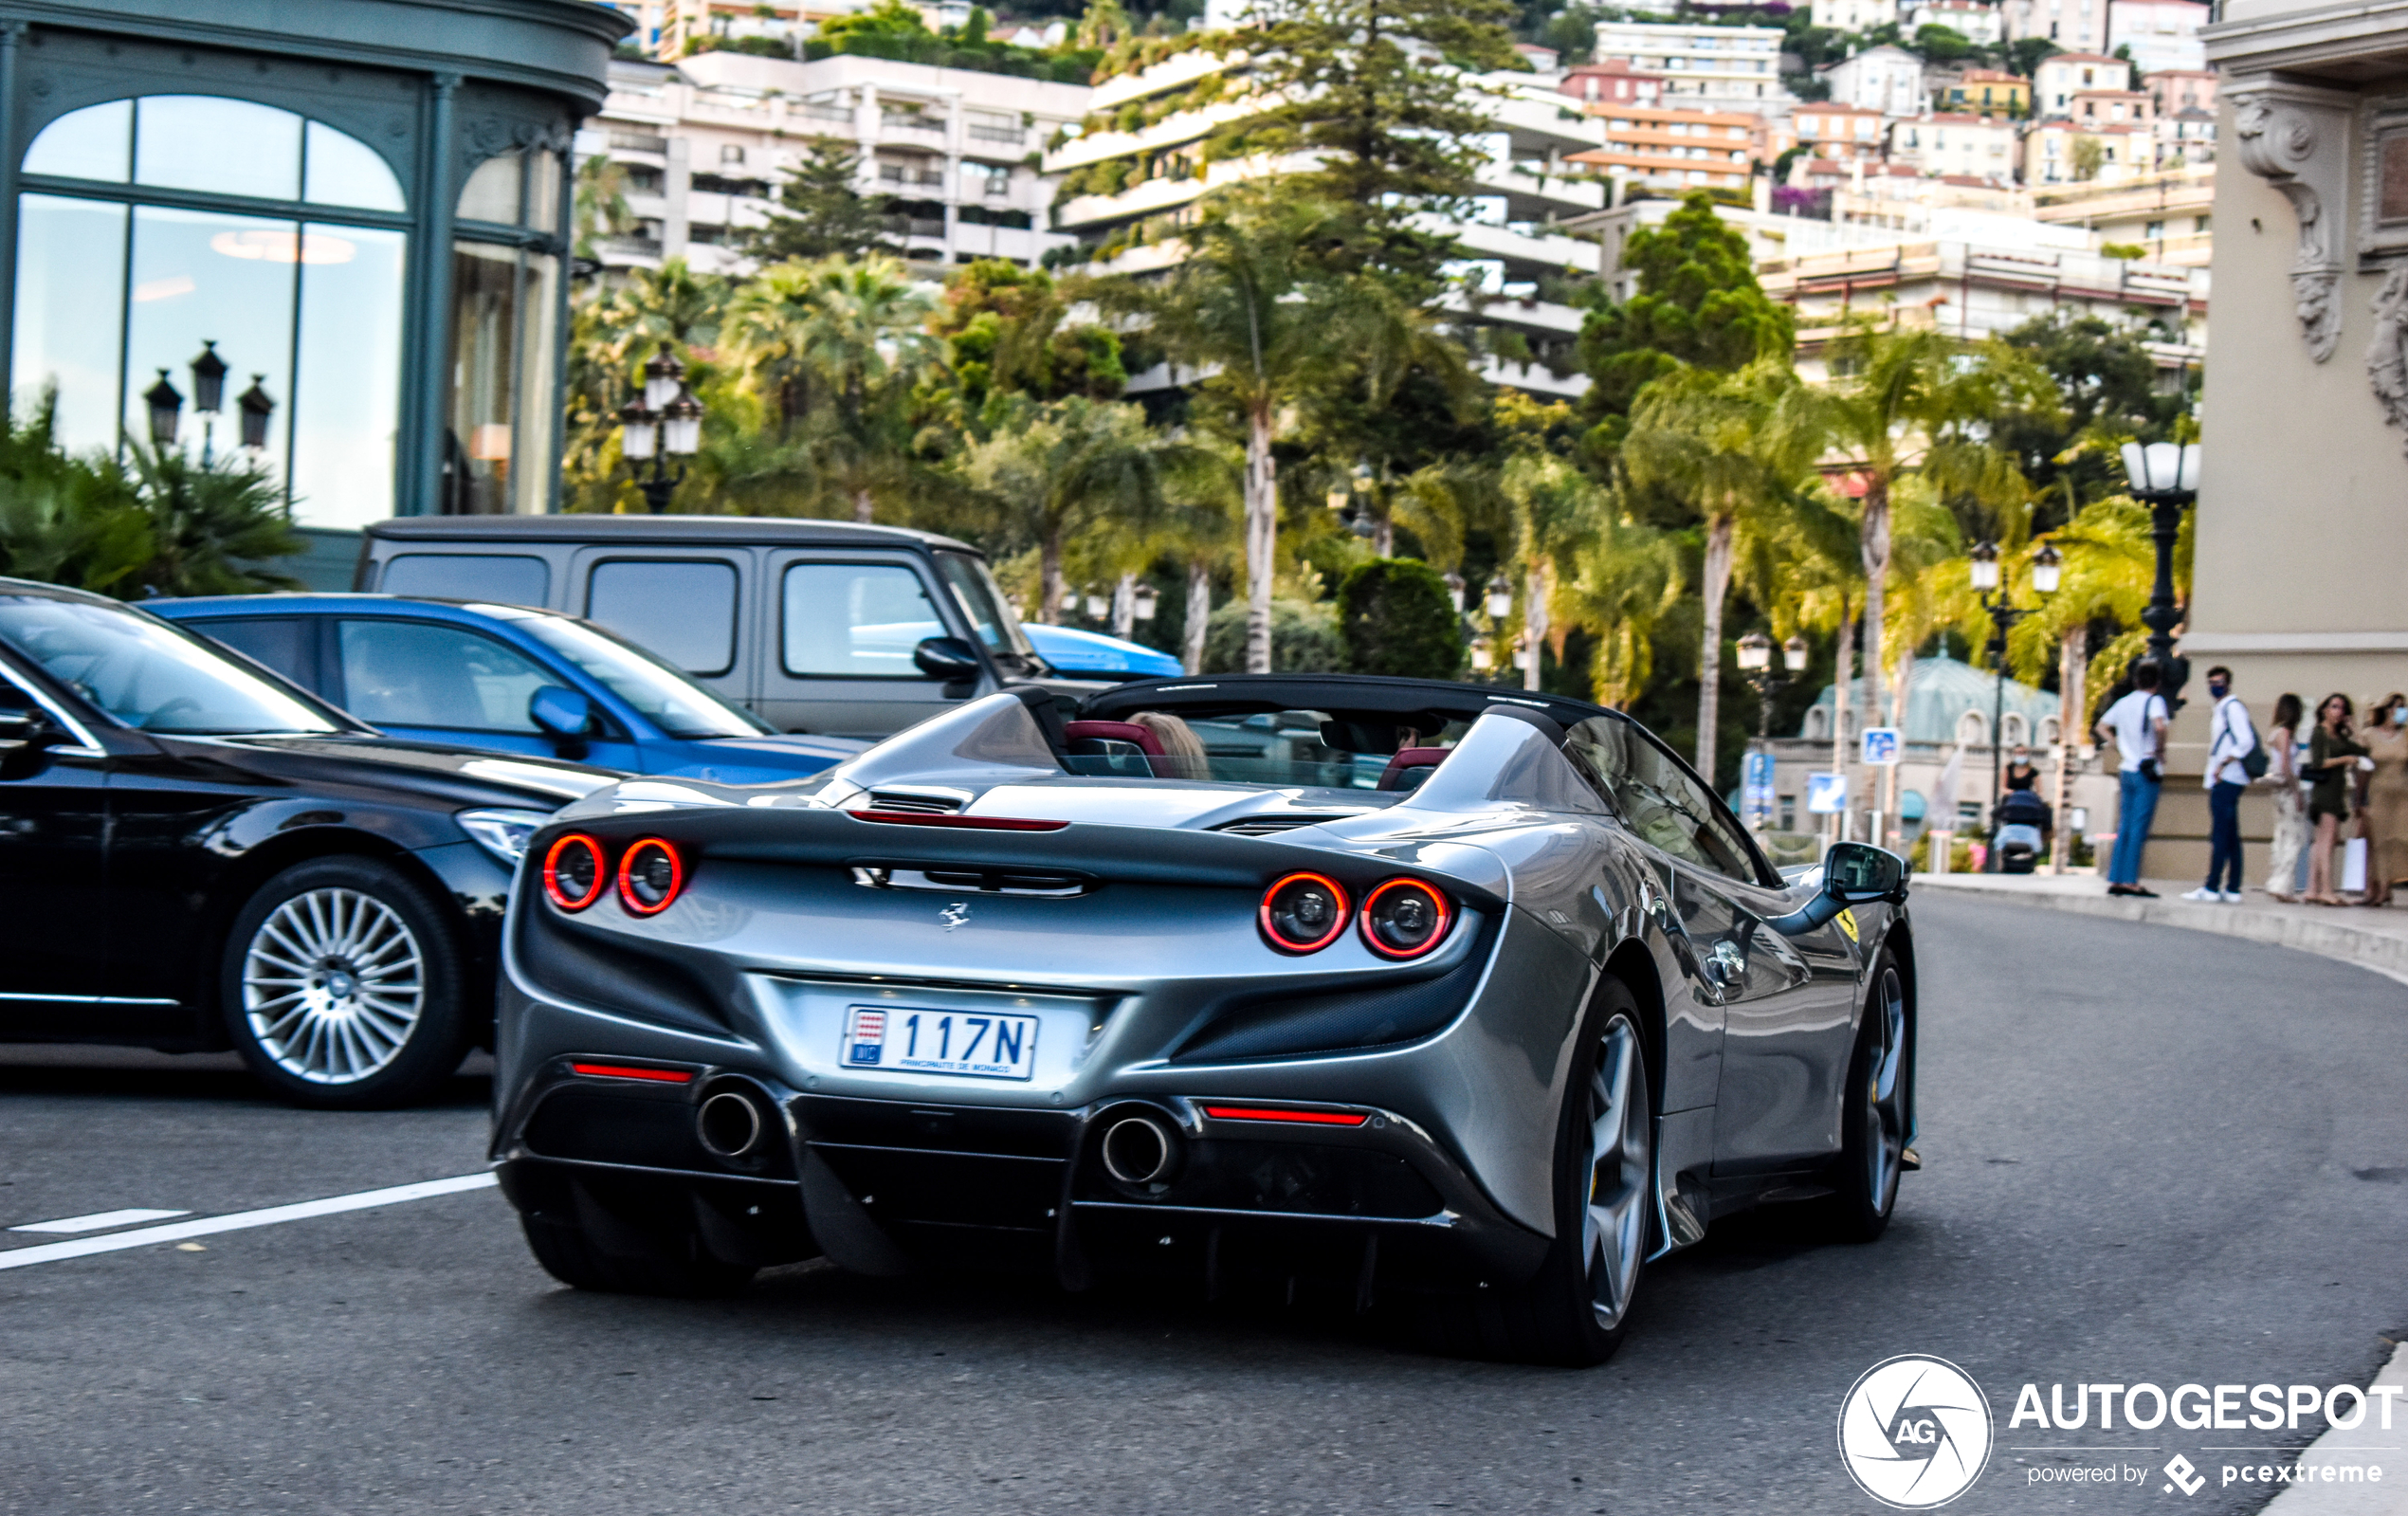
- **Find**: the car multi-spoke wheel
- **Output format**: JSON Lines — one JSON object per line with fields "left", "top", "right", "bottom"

{"left": 1416, "top": 978, "right": 1655, "bottom": 1367}
{"left": 1821, "top": 952, "right": 1909, "bottom": 1241}
{"left": 243, "top": 888, "right": 425, "bottom": 1085}
{"left": 1581, "top": 1014, "right": 1652, "bottom": 1332}
{"left": 221, "top": 857, "right": 469, "bottom": 1108}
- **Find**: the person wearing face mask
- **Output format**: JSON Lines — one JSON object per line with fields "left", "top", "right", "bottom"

{"left": 2306, "top": 693, "right": 2367, "bottom": 905}
{"left": 2362, "top": 692, "right": 2408, "bottom": 907}
{"left": 2184, "top": 666, "right": 2256, "bottom": 903}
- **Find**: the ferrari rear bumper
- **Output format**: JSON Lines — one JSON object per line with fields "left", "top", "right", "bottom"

{"left": 493, "top": 1056, "right": 1552, "bottom": 1291}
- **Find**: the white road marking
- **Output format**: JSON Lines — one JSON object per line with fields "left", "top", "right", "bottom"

{"left": 10, "top": 1208, "right": 192, "bottom": 1234}
{"left": 0, "top": 1173, "right": 498, "bottom": 1270}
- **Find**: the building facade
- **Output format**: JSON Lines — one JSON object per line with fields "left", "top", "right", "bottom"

{"left": 1590, "top": 20, "right": 1793, "bottom": 116}
{"left": 1941, "top": 67, "right": 2033, "bottom": 114}
{"left": 1559, "top": 60, "right": 1664, "bottom": 108}
{"left": 1793, "top": 102, "right": 1892, "bottom": 159}
{"left": 2034, "top": 52, "right": 2134, "bottom": 114}
{"left": 1818, "top": 46, "right": 1932, "bottom": 118}
{"left": 584, "top": 48, "right": 1085, "bottom": 277}
{"left": 1569, "top": 103, "right": 1763, "bottom": 192}
{"left": 2005, "top": 0, "right": 2110, "bottom": 52}
{"left": 0, "top": 0, "right": 622, "bottom": 575}
{"left": 1907, "top": 0, "right": 2007, "bottom": 46}
{"left": 2032, "top": 163, "right": 2216, "bottom": 263}
{"left": 2171, "top": 0, "right": 2408, "bottom": 818}
{"left": 1811, "top": 0, "right": 1907, "bottom": 34}
{"left": 1886, "top": 113, "right": 2019, "bottom": 182}
{"left": 2107, "top": 0, "right": 2212, "bottom": 74}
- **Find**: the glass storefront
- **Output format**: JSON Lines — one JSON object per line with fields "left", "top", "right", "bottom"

{"left": 11, "top": 95, "right": 412, "bottom": 529}
{"left": 445, "top": 147, "right": 563, "bottom": 518}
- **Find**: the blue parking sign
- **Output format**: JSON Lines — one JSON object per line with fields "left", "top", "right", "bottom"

{"left": 1807, "top": 772, "right": 1849, "bottom": 813}
{"left": 1860, "top": 727, "right": 1900, "bottom": 766}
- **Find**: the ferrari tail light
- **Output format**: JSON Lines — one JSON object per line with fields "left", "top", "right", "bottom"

{"left": 543, "top": 833, "right": 607, "bottom": 912}
{"left": 1360, "top": 878, "right": 1451, "bottom": 959}
{"left": 617, "top": 837, "right": 684, "bottom": 916}
{"left": 1260, "top": 871, "right": 1349, "bottom": 954}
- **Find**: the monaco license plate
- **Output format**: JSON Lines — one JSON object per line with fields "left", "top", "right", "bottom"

{"left": 841, "top": 1005, "right": 1039, "bottom": 1081}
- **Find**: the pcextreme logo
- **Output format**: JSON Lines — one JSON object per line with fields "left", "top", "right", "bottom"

{"left": 1838, "top": 1355, "right": 1996, "bottom": 1508}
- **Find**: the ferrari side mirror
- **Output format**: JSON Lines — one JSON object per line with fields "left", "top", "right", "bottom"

{"left": 1825, "top": 841, "right": 1908, "bottom": 904}
{"left": 912, "top": 636, "right": 982, "bottom": 682}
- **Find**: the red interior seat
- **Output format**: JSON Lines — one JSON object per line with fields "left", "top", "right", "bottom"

{"left": 1064, "top": 720, "right": 1165, "bottom": 757}
{"left": 1377, "top": 746, "right": 1452, "bottom": 791}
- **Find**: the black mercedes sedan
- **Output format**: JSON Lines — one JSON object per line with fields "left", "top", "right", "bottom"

{"left": 0, "top": 577, "right": 613, "bottom": 1107}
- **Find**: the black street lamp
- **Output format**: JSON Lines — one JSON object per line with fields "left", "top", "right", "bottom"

{"left": 142, "top": 371, "right": 183, "bottom": 449}
{"left": 1970, "top": 539, "right": 2060, "bottom": 868}
{"left": 2117, "top": 439, "right": 2201, "bottom": 708}
{"left": 236, "top": 375, "right": 277, "bottom": 452}
{"left": 1734, "top": 629, "right": 1811, "bottom": 738}
{"left": 618, "top": 343, "right": 706, "bottom": 514}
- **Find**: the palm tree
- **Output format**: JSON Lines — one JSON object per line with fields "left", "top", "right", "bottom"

{"left": 1122, "top": 192, "right": 1362, "bottom": 673}
{"left": 1623, "top": 357, "right": 1815, "bottom": 784}
{"left": 725, "top": 255, "right": 936, "bottom": 523}
{"left": 959, "top": 396, "right": 1198, "bottom": 624}
{"left": 1497, "top": 450, "right": 1609, "bottom": 694}
{"left": 1549, "top": 494, "right": 1687, "bottom": 710}
{"left": 1778, "top": 324, "right": 2057, "bottom": 778}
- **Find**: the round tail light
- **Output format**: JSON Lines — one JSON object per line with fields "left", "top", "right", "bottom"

{"left": 1360, "top": 878, "right": 1451, "bottom": 959}
{"left": 543, "top": 833, "right": 606, "bottom": 911}
{"left": 617, "top": 837, "right": 684, "bottom": 916}
{"left": 1260, "top": 871, "right": 1350, "bottom": 954}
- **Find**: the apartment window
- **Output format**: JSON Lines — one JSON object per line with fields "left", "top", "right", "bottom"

{"left": 721, "top": 144, "right": 745, "bottom": 165}
{"left": 984, "top": 169, "right": 1011, "bottom": 196}
{"left": 2144, "top": 219, "right": 2164, "bottom": 238}
{"left": 2195, "top": 214, "right": 2211, "bottom": 232}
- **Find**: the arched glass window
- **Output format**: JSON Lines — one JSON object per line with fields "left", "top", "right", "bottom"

{"left": 447, "top": 146, "right": 564, "bottom": 516}
{"left": 12, "top": 96, "right": 408, "bottom": 529}
{"left": 2039, "top": 715, "right": 2061, "bottom": 745}
{"left": 1957, "top": 710, "right": 1987, "bottom": 745}
{"left": 1804, "top": 706, "right": 1830, "bottom": 741}
{"left": 2002, "top": 711, "right": 2029, "bottom": 745}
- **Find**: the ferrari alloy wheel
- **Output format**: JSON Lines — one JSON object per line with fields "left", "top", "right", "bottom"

{"left": 1416, "top": 978, "right": 1654, "bottom": 1367}
{"left": 221, "top": 857, "right": 469, "bottom": 1108}
{"left": 1821, "top": 953, "right": 1908, "bottom": 1241}
{"left": 1581, "top": 1014, "right": 1652, "bottom": 1332}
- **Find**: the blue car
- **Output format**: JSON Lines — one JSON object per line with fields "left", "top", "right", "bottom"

{"left": 151, "top": 595, "right": 865, "bottom": 785}
{"left": 1022, "top": 623, "right": 1183, "bottom": 679}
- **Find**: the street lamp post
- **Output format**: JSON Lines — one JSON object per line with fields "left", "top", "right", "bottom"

{"left": 1969, "top": 539, "right": 2060, "bottom": 870}
{"left": 1734, "top": 630, "right": 1812, "bottom": 739}
{"left": 618, "top": 343, "right": 706, "bottom": 515}
{"left": 189, "top": 341, "right": 228, "bottom": 467}
{"left": 2117, "top": 440, "right": 2201, "bottom": 707}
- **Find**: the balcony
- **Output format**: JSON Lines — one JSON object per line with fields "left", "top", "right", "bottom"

{"left": 1478, "top": 356, "right": 1591, "bottom": 399}
{"left": 1446, "top": 292, "right": 1590, "bottom": 337}
{"left": 1443, "top": 217, "right": 1599, "bottom": 276}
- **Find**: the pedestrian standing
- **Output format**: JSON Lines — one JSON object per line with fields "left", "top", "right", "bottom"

{"left": 2306, "top": 693, "right": 2367, "bottom": 905}
{"left": 2184, "top": 666, "right": 2254, "bottom": 903}
{"left": 2360, "top": 692, "right": 2408, "bottom": 908}
{"left": 2096, "top": 661, "right": 2170, "bottom": 898}
{"left": 2263, "top": 692, "right": 2309, "bottom": 903}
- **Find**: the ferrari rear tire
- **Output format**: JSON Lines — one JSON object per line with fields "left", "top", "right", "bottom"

{"left": 1819, "top": 953, "right": 1908, "bottom": 1242}
{"left": 1418, "top": 978, "right": 1655, "bottom": 1367}
{"left": 520, "top": 1215, "right": 757, "bottom": 1299}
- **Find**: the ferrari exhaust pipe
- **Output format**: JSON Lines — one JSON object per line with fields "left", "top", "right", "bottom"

{"left": 1101, "top": 1112, "right": 1179, "bottom": 1185}
{"left": 696, "top": 1086, "right": 771, "bottom": 1161}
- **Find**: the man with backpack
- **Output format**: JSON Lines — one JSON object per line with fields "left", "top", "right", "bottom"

{"left": 2184, "top": 665, "right": 2262, "bottom": 903}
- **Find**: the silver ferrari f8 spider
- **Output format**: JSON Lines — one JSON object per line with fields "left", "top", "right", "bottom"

{"left": 491, "top": 675, "right": 1916, "bottom": 1364}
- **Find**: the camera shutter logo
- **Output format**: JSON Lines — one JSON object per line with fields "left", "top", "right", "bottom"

{"left": 1837, "top": 1355, "right": 1994, "bottom": 1508}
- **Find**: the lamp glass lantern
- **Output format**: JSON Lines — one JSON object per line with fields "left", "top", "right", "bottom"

{"left": 1968, "top": 539, "right": 2000, "bottom": 594}
{"left": 1083, "top": 593, "right": 1109, "bottom": 619}
{"left": 235, "top": 375, "right": 275, "bottom": 450}
{"left": 1131, "top": 583, "right": 1158, "bottom": 620}
{"left": 1325, "top": 483, "right": 1349, "bottom": 513}
{"left": 2030, "top": 540, "right": 2063, "bottom": 596}
{"left": 142, "top": 370, "right": 183, "bottom": 449}
{"left": 1469, "top": 635, "right": 1493, "bottom": 672}
{"left": 1781, "top": 632, "right": 1811, "bottom": 673}
{"left": 189, "top": 341, "right": 228, "bottom": 414}
{"left": 660, "top": 389, "right": 704, "bottom": 457}
{"left": 1442, "top": 571, "right": 1466, "bottom": 613}
{"left": 1484, "top": 571, "right": 1513, "bottom": 619}
{"left": 642, "top": 345, "right": 684, "bottom": 411}
{"left": 618, "top": 400, "right": 658, "bottom": 461}
{"left": 2118, "top": 440, "right": 2201, "bottom": 496}
{"left": 1735, "top": 630, "right": 1772, "bottom": 673}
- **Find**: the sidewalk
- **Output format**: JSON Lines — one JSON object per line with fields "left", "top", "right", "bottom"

{"left": 1916, "top": 870, "right": 2408, "bottom": 986}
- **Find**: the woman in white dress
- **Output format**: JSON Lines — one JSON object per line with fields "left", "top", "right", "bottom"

{"left": 2264, "top": 693, "right": 2309, "bottom": 902}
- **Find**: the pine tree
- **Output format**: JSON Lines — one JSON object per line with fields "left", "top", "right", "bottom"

{"left": 735, "top": 139, "right": 897, "bottom": 265}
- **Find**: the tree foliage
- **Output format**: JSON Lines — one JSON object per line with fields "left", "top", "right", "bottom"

{"left": 930, "top": 260, "right": 1125, "bottom": 411}
{"left": 1337, "top": 558, "right": 1462, "bottom": 678}
{"left": 735, "top": 139, "right": 898, "bottom": 265}
{"left": 1994, "top": 310, "right": 2194, "bottom": 521}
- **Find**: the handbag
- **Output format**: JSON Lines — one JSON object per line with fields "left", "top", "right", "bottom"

{"left": 2344, "top": 836, "right": 2369, "bottom": 894}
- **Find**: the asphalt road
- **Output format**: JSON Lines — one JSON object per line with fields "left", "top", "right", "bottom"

{"left": 3, "top": 893, "right": 2406, "bottom": 1516}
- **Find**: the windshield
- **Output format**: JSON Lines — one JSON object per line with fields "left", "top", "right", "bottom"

{"left": 1062, "top": 705, "right": 1473, "bottom": 790}
{"left": 0, "top": 595, "right": 340, "bottom": 736}
{"left": 500, "top": 610, "right": 770, "bottom": 740}
{"left": 934, "top": 553, "right": 1039, "bottom": 666}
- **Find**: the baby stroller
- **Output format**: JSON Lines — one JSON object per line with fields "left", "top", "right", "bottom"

{"left": 1991, "top": 789, "right": 2053, "bottom": 873}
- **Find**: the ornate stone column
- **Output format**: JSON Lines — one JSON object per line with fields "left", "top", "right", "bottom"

{"left": 2227, "top": 75, "right": 2357, "bottom": 362}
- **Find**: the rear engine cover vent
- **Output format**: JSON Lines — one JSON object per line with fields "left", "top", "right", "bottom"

{"left": 864, "top": 790, "right": 965, "bottom": 814}
{"left": 1211, "top": 815, "right": 1350, "bottom": 836}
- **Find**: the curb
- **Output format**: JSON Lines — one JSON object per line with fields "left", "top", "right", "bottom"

{"left": 1916, "top": 878, "right": 2408, "bottom": 987}
{"left": 2261, "top": 1342, "right": 2408, "bottom": 1515}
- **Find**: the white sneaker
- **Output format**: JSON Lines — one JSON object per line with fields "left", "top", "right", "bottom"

{"left": 2180, "top": 886, "right": 2220, "bottom": 902}
{"left": 2222, "top": 891, "right": 2245, "bottom": 904}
